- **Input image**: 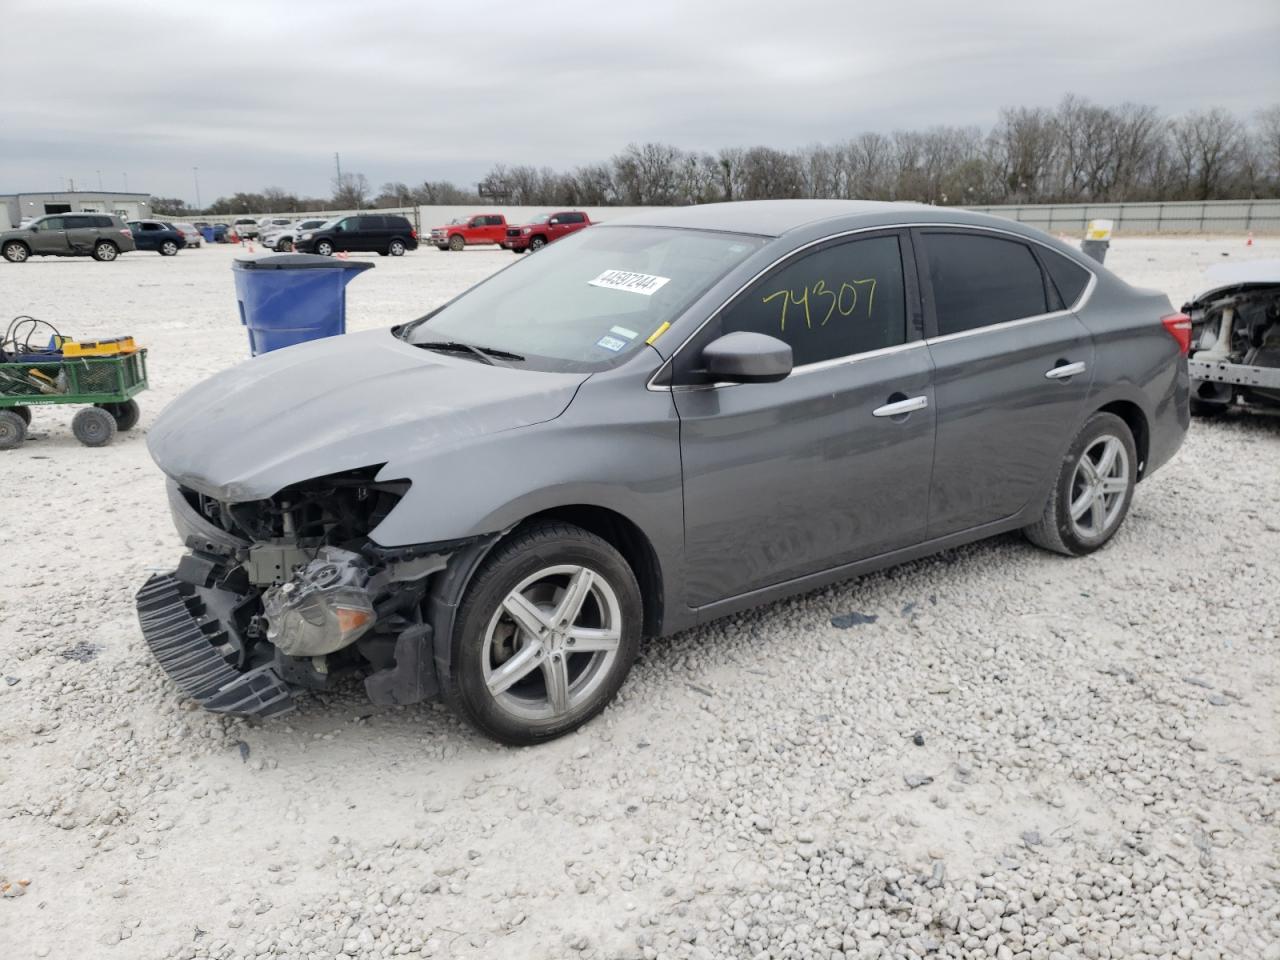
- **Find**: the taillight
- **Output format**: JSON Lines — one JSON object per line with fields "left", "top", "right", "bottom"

{"left": 410, "top": 228, "right": 417, "bottom": 240}
{"left": 1161, "top": 313, "right": 1192, "bottom": 355}
{"left": 120, "top": 229, "right": 132, "bottom": 237}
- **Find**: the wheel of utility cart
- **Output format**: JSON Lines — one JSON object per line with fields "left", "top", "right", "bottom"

{"left": 11, "top": 405, "right": 31, "bottom": 425}
{"left": 96, "top": 398, "right": 140, "bottom": 431}
{"left": 0, "top": 410, "right": 27, "bottom": 449}
{"left": 72, "top": 406, "right": 118, "bottom": 447}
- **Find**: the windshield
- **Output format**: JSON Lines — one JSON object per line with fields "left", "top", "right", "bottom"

{"left": 403, "top": 226, "right": 766, "bottom": 371}
{"left": 525, "top": 214, "right": 551, "bottom": 225}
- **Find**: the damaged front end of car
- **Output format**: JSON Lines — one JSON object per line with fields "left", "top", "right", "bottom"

{"left": 136, "top": 466, "right": 463, "bottom": 718}
{"left": 1185, "top": 261, "right": 1280, "bottom": 414}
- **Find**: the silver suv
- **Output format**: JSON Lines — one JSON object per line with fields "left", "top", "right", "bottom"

{"left": 263, "top": 218, "right": 327, "bottom": 252}
{"left": 1, "top": 213, "right": 138, "bottom": 263}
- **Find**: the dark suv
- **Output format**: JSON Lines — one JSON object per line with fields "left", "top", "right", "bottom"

{"left": 128, "top": 220, "right": 187, "bottom": 256}
{"left": 1, "top": 214, "right": 137, "bottom": 263}
{"left": 293, "top": 214, "right": 418, "bottom": 257}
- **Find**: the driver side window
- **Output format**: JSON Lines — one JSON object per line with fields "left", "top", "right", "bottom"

{"left": 720, "top": 235, "right": 907, "bottom": 367}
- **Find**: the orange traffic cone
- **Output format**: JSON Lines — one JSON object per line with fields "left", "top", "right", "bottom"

{"left": 248, "top": 241, "right": 256, "bottom": 253}
{"left": 1246, "top": 232, "right": 1254, "bottom": 247}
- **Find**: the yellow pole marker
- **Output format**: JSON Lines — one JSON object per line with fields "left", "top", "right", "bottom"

{"left": 645, "top": 322, "right": 671, "bottom": 345}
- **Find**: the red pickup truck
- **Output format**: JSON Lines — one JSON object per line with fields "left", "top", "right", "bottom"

{"left": 502, "top": 211, "right": 592, "bottom": 253}
{"left": 428, "top": 214, "right": 508, "bottom": 251}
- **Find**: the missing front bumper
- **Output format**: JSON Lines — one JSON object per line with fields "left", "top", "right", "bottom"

{"left": 136, "top": 573, "right": 294, "bottom": 718}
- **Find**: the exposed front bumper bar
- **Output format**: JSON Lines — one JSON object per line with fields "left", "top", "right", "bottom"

{"left": 1189, "top": 357, "right": 1280, "bottom": 389}
{"left": 136, "top": 573, "right": 294, "bottom": 718}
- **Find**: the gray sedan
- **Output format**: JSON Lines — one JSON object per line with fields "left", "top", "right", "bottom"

{"left": 138, "top": 200, "right": 1189, "bottom": 744}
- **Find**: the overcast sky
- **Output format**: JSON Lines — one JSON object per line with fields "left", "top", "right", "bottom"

{"left": 4, "top": 0, "right": 1278, "bottom": 204}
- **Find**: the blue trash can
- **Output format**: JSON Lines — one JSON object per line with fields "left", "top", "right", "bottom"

{"left": 232, "top": 254, "right": 374, "bottom": 355}
{"left": 200, "top": 226, "right": 215, "bottom": 243}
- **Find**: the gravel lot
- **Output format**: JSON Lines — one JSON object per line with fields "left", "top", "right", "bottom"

{"left": 1, "top": 236, "right": 1277, "bottom": 960}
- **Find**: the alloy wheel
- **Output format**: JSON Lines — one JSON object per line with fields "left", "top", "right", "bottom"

{"left": 1068, "top": 434, "right": 1130, "bottom": 540}
{"left": 481, "top": 564, "right": 622, "bottom": 721}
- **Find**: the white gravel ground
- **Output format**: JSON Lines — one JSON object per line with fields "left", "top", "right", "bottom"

{"left": 1, "top": 236, "right": 1277, "bottom": 960}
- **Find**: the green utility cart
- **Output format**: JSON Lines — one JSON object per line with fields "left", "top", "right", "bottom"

{"left": 0, "top": 350, "right": 149, "bottom": 449}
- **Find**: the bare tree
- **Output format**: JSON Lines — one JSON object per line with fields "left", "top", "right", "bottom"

{"left": 332, "top": 172, "right": 370, "bottom": 209}
{"left": 1172, "top": 108, "right": 1245, "bottom": 200}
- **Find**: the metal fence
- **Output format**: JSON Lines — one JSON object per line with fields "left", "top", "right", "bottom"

{"left": 962, "top": 199, "right": 1280, "bottom": 235}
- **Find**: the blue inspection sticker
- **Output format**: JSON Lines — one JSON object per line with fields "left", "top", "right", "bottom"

{"left": 595, "top": 335, "right": 627, "bottom": 352}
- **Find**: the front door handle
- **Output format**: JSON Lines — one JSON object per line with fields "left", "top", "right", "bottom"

{"left": 1045, "top": 361, "right": 1086, "bottom": 380}
{"left": 872, "top": 395, "right": 928, "bottom": 418}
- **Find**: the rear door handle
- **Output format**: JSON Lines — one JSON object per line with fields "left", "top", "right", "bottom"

{"left": 872, "top": 395, "right": 928, "bottom": 418}
{"left": 1045, "top": 361, "right": 1086, "bottom": 380}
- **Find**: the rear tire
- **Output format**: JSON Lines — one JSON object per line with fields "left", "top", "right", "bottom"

{"left": 92, "top": 241, "right": 118, "bottom": 262}
{"left": 388, "top": 238, "right": 406, "bottom": 256}
{"left": 3, "top": 241, "right": 30, "bottom": 263}
{"left": 160, "top": 240, "right": 179, "bottom": 256}
{"left": 442, "top": 522, "right": 642, "bottom": 746}
{"left": 96, "top": 399, "right": 140, "bottom": 431}
{"left": 72, "top": 406, "right": 117, "bottom": 447}
{"left": 0, "top": 410, "right": 27, "bottom": 449}
{"left": 1024, "top": 412, "right": 1137, "bottom": 557}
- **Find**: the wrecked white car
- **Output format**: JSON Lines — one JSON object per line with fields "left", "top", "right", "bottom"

{"left": 1185, "top": 260, "right": 1280, "bottom": 415}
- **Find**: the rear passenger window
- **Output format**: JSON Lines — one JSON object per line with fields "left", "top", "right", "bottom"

{"left": 924, "top": 232, "right": 1047, "bottom": 336}
{"left": 721, "top": 235, "right": 907, "bottom": 367}
{"left": 1039, "top": 247, "right": 1091, "bottom": 308}
{"left": 93, "top": 216, "right": 113, "bottom": 228}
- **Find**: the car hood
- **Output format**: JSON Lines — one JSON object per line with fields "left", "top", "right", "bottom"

{"left": 147, "top": 329, "right": 588, "bottom": 502}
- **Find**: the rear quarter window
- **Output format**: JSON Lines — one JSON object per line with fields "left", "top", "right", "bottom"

{"left": 924, "top": 232, "right": 1048, "bottom": 336}
{"left": 1039, "top": 248, "right": 1092, "bottom": 308}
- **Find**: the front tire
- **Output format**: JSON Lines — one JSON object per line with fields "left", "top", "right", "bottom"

{"left": 315, "top": 239, "right": 334, "bottom": 256}
{"left": 1024, "top": 412, "right": 1137, "bottom": 557}
{"left": 443, "top": 522, "right": 642, "bottom": 745}
{"left": 448, "top": 234, "right": 465, "bottom": 252}
{"left": 72, "top": 406, "right": 118, "bottom": 447}
{"left": 3, "top": 241, "right": 30, "bottom": 263}
{"left": 276, "top": 238, "right": 293, "bottom": 252}
{"left": 528, "top": 235, "right": 547, "bottom": 252}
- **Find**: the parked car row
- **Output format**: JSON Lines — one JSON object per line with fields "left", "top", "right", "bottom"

{"left": 428, "top": 210, "right": 592, "bottom": 252}
{"left": 0, "top": 214, "right": 197, "bottom": 263}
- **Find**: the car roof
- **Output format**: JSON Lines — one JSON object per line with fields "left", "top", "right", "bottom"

{"left": 602, "top": 199, "right": 923, "bottom": 237}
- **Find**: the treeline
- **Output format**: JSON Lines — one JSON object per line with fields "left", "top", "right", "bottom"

{"left": 156, "top": 96, "right": 1280, "bottom": 216}
{"left": 477, "top": 99, "right": 1280, "bottom": 207}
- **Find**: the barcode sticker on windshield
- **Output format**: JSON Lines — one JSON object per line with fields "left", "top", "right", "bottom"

{"left": 589, "top": 270, "right": 671, "bottom": 296}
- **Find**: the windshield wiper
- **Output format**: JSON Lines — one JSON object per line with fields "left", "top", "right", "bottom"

{"left": 415, "top": 340, "right": 525, "bottom": 365}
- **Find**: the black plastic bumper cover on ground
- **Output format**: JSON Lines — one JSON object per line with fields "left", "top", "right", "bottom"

{"left": 136, "top": 573, "right": 294, "bottom": 718}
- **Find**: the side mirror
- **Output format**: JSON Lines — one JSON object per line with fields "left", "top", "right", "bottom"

{"left": 701, "top": 332, "right": 792, "bottom": 384}
{"left": 29, "top": 225, "right": 38, "bottom": 232}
